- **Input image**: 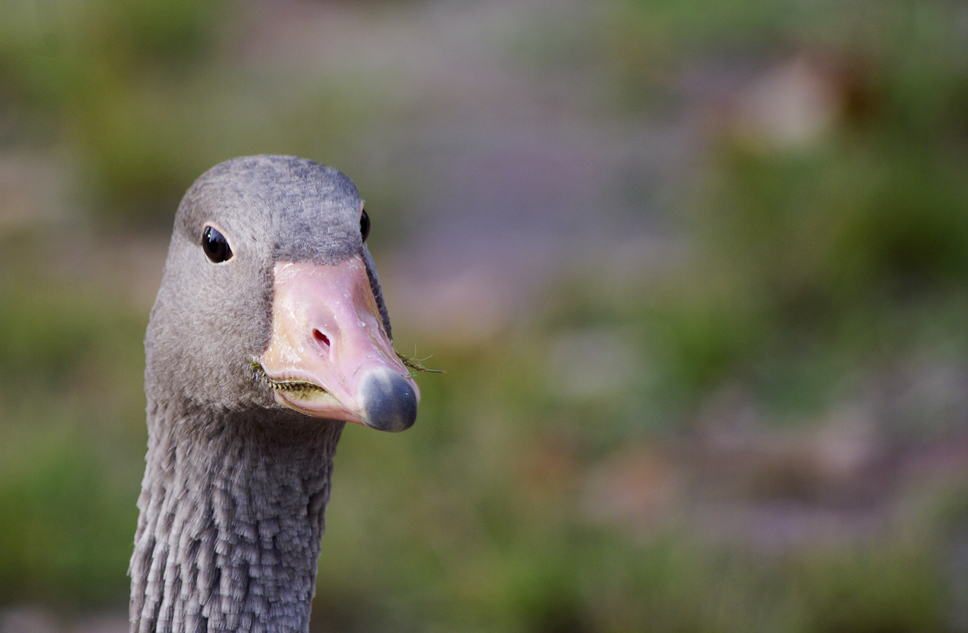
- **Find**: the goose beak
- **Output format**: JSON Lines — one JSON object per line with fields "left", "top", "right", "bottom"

{"left": 255, "top": 256, "right": 419, "bottom": 432}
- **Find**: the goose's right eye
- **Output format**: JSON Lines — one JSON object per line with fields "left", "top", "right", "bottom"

{"left": 202, "top": 226, "right": 233, "bottom": 263}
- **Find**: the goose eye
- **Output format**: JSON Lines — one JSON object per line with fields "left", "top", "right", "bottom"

{"left": 360, "top": 209, "right": 370, "bottom": 243}
{"left": 202, "top": 226, "right": 233, "bottom": 263}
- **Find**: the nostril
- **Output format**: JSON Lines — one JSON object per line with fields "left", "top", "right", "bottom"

{"left": 313, "top": 329, "right": 331, "bottom": 350}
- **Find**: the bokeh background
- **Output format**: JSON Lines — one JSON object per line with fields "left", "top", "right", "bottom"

{"left": 2, "top": 0, "right": 968, "bottom": 631}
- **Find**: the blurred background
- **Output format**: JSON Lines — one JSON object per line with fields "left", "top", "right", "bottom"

{"left": 1, "top": 0, "right": 968, "bottom": 631}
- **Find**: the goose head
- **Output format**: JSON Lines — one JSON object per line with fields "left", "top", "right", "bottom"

{"left": 144, "top": 154, "right": 418, "bottom": 432}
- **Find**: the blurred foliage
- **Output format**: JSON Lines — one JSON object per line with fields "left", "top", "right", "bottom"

{"left": 0, "top": 233, "right": 146, "bottom": 607}
{"left": 0, "top": 0, "right": 966, "bottom": 631}
{"left": 600, "top": 0, "right": 968, "bottom": 419}
{"left": 0, "top": 434, "right": 136, "bottom": 606}
{"left": 0, "top": 0, "right": 371, "bottom": 225}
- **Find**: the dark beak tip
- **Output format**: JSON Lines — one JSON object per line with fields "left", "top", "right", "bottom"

{"left": 360, "top": 369, "right": 418, "bottom": 433}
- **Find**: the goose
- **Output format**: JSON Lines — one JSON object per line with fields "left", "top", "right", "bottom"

{"left": 129, "top": 155, "right": 420, "bottom": 633}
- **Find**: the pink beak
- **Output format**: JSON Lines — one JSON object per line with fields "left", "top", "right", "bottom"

{"left": 255, "top": 256, "right": 419, "bottom": 432}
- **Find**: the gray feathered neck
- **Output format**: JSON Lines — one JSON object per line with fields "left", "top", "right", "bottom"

{"left": 130, "top": 400, "right": 344, "bottom": 633}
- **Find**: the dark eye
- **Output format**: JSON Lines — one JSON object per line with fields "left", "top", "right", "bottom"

{"left": 360, "top": 209, "right": 370, "bottom": 243}
{"left": 202, "top": 226, "right": 233, "bottom": 263}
